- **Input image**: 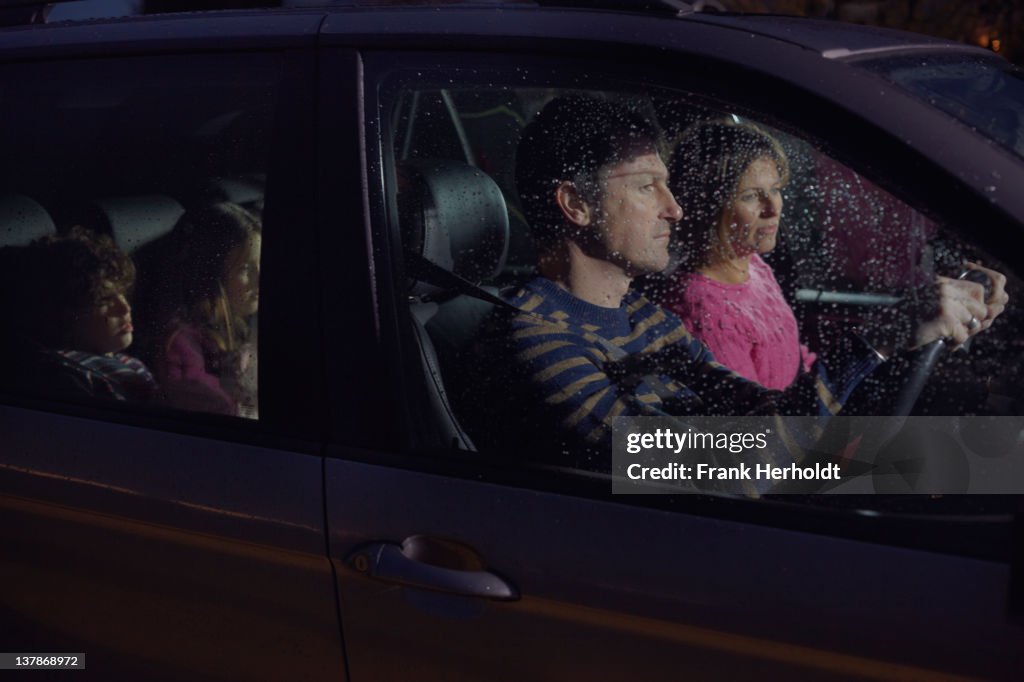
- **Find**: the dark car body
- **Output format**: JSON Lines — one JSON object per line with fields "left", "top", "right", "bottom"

{"left": 0, "top": 2, "right": 1022, "bottom": 679}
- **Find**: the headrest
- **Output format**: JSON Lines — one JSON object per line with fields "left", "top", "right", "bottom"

{"left": 91, "top": 195, "right": 186, "bottom": 253}
{"left": 0, "top": 195, "right": 56, "bottom": 246}
{"left": 187, "top": 175, "right": 265, "bottom": 213}
{"left": 399, "top": 159, "right": 509, "bottom": 296}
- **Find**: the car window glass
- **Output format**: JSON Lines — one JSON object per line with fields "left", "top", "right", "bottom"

{"left": 858, "top": 53, "right": 1024, "bottom": 159}
{"left": 381, "top": 68, "right": 1023, "bottom": 501}
{"left": 725, "top": 130, "right": 1022, "bottom": 416}
{"left": 0, "top": 54, "right": 278, "bottom": 420}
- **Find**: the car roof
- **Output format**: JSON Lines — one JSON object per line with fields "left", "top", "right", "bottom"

{"left": 0, "top": 0, "right": 997, "bottom": 58}
{"left": 0, "top": 1, "right": 995, "bottom": 67}
{"left": 688, "top": 13, "right": 992, "bottom": 60}
{"left": 0, "top": 0, "right": 1018, "bottom": 226}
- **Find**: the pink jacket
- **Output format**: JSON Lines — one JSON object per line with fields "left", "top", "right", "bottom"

{"left": 160, "top": 325, "right": 238, "bottom": 415}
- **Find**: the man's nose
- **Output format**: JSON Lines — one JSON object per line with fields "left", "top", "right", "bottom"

{"left": 662, "top": 190, "right": 683, "bottom": 221}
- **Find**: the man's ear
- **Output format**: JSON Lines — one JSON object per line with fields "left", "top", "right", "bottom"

{"left": 555, "top": 181, "right": 593, "bottom": 227}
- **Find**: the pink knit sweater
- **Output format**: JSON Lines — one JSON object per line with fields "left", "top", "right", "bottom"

{"left": 662, "top": 254, "right": 815, "bottom": 390}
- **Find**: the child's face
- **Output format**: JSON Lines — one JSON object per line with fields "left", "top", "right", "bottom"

{"left": 70, "top": 280, "right": 133, "bottom": 355}
{"left": 224, "top": 234, "right": 261, "bottom": 318}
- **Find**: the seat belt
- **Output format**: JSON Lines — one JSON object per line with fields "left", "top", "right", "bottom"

{"left": 409, "top": 253, "right": 770, "bottom": 491}
{"left": 407, "top": 252, "right": 685, "bottom": 401}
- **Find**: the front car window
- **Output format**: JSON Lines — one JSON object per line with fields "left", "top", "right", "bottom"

{"left": 856, "top": 53, "right": 1024, "bottom": 159}
{"left": 377, "top": 61, "right": 1024, "bottom": 511}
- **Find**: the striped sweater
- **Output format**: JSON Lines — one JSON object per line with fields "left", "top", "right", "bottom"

{"left": 465, "top": 276, "right": 880, "bottom": 470}
{"left": 45, "top": 350, "right": 156, "bottom": 402}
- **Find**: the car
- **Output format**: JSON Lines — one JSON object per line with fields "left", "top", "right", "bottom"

{"left": 0, "top": 1, "right": 1022, "bottom": 679}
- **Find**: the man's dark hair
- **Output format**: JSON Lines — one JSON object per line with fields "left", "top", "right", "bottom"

{"left": 515, "top": 95, "right": 663, "bottom": 248}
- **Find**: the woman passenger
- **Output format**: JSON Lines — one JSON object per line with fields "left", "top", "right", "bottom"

{"left": 659, "top": 119, "right": 1005, "bottom": 390}
{"left": 658, "top": 120, "right": 809, "bottom": 389}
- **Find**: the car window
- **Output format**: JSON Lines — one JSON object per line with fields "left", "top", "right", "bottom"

{"left": 375, "top": 61, "right": 1023, "bottom": 507}
{"left": 857, "top": 53, "right": 1024, "bottom": 160}
{"left": 0, "top": 53, "right": 278, "bottom": 420}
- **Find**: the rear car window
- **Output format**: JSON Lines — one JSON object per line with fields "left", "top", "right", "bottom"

{"left": 0, "top": 53, "right": 278, "bottom": 420}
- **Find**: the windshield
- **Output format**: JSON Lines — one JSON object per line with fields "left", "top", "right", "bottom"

{"left": 857, "top": 53, "right": 1024, "bottom": 159}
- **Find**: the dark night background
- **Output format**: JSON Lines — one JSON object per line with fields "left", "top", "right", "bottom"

{"left": 712, "top": 0, "right": 1024, "bottom": 63}
{"left": 13, "top": 1, "right": 1024, "bottom": 65}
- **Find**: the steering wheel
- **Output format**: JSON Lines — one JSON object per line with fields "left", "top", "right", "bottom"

{"left": 891, "top": 269, "right": 992, "bottom": 416}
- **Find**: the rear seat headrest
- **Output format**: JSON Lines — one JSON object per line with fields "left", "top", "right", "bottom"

{"left": 0, "top": 194, "right": 56, "bottom": 246}
{"left": 187, "top": 175, "right": 265, "bottom": 214}
{"left": 399, "top": 159, "right": 509, "bottom": 295}
{"left": 90, "top": 195, "right": 186, "bottom": 253}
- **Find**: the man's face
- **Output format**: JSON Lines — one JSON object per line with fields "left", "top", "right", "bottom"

{"left": 590, "top": 152, "right": 682, "bottom": 276}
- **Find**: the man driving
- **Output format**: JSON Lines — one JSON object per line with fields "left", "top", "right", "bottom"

{"left": 465, "top": 96, "right": 1006, "bottom": 470}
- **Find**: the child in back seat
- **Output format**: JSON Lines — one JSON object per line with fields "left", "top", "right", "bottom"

{"left": 0, "top": 227, "right": 156, "bottom": 403}
{"left": 148, "top": 202, "right": 261, "bottom": 419}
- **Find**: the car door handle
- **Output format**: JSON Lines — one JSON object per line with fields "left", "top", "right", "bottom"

{"left": 347, "top": 536, "right": 519, "bottom": 601}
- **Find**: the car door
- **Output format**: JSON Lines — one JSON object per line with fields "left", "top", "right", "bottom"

{"left": 0, "top": 28, "right": 346, "bottom": 681}
{"left": 320, "top": 25, "right": 1024, "bottom": 682}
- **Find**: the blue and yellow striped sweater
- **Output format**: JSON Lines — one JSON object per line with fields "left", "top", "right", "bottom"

{"left": 465, "top": 276, "right": 880, "bottom": 470}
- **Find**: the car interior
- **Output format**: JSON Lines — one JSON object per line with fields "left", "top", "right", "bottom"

{"left": 391, "top": 83, "right": 1024, "bottom": 462}
{"left": 1, "top": 56, "right": 1022, "bottom": 440}
{"left": 0, "top": 53, "right": 275, "bottom": 416}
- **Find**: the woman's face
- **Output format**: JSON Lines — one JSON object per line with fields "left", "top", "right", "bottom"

{"left": 224, "top": 233, "right": 261, "bottom": 318}
{"left": 718, "top": 156, "right": 783, "bottom": 258}
{"left": 70, "top": 280, "right": 133, "bottom": 355}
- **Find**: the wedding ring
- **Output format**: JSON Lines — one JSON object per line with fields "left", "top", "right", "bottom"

{"left": 966, "top": 316, "right": 980, "bottom": 331}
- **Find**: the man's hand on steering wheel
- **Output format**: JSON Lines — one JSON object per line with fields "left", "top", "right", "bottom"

{"left": 912, "top": 262, "right": 1008, "bottom": 349}
{"left": 964, "top": 262, "right": 1008, "bottom": 334}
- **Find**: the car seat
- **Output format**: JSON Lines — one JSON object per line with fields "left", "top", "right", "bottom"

{"left": 183, "top": 174, "right": 265, "bottom": 217}
{"left": 0, "top": 194, "right": 56, "bottom": 246}
{"left": 399, "top": 159, "right": 509, "bottom": 451}
{"left": 68, "top": 194, "right": 186, "bottom": 254}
